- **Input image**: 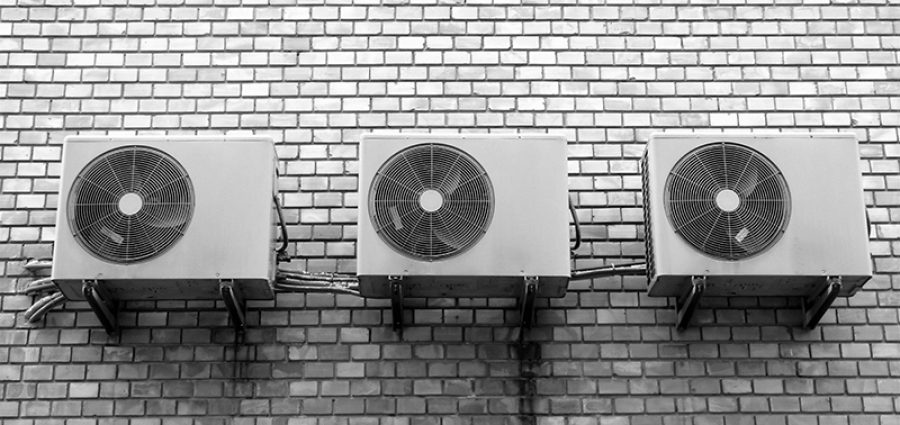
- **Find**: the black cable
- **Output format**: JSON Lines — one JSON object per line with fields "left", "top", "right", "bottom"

{"left": 273, "top": 195, "right": 290, "bottom": 262}
{"left": 568, "top": 198, "right": 581, "bottom": 254}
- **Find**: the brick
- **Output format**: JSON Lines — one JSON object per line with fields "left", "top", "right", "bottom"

{"left": 0, "top": 402, "right": 19, "bottom": 417}
{"left": 0, "top": 364, "right": 21, "bottom": 381}
{"left": 69, "top": 383, "right": 99, "bottom": 399}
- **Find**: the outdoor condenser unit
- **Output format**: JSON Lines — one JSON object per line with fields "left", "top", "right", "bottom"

{"left": 357, "top": 134, "right": 571, "bottom": 327}
{"left": 52, "top": 136, "right": 277, "bottom": 333}
{"left": 642, "top": 133, "right": 872, "bottom": 329}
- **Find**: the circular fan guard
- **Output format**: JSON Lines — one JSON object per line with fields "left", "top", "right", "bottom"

{"left": 664, "top": 142, "right": 790, "bottom": 260}
{"left": 369, "top": 143, "right": 494, "bottom": 260}
{"left": 68, "top": 145, "right": 194, "bottom": 263}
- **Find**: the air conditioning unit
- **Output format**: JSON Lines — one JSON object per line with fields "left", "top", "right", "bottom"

{"left": 357, "top": 133, "right": 571, "bottom": 306}
{"left": 52, "top": 136, "right": 277, "bottom": 332}
{"left": 643, "top": 133, "right": 872, "bottom": 328}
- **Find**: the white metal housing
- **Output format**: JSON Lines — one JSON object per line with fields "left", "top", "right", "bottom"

{"left": 643, "top": 133, "right": 872, "bottom": 297}
{"left": 52, "top": 136, "right": 277, "bottom": 300}
{"left": 357, "top": 133, "right": 571, "bottom": 298}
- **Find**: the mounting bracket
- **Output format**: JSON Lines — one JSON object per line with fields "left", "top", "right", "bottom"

{"left": 219, "top": 279, "right": 246, "bottom": 330}
{"left": 520, "top": 276, "right": 539, "bottom": 328}
{"left": 82, "top": 280, "right": 118, "bottom": 335}
{"left": 802, "top": 276, "right": 842, "bottom": 329}
{"left": 675, "top": 276, "right": 706, "bottom": 331}
{"left": 389, "top": 276, "right": 404, "bottom": 332}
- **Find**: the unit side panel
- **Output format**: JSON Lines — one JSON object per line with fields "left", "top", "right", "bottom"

{"left": 181, "top": 142, "right": 276, "bottom": 281}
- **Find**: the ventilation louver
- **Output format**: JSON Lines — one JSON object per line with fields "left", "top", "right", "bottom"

{"left": 369, "top": 143, "right": 494, "bottom": 260}
{"left": 68, "top": 145, "right": 194, "bottom": 263}
{"left": 664, "top": 142, "right": 790, "bottom": 260}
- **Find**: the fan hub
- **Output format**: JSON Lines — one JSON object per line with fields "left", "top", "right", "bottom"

{"left": 715, "top": 189, "right": 740, "bottom": 212}
{"left": 118, "top": 192, "right": 144, "bottom": 216}
{"left": 418, "top": 189, "right": 444, "bottom": 212}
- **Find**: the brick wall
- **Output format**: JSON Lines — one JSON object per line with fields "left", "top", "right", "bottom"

{"left": 2, "top": 1, "right": 900, "bottom": 423}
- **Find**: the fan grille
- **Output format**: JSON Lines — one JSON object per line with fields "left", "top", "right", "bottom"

{"left": 369, "top": 143, "right": 494, "bottom": 260}
{"left": 664, "top": 142, "right": 790, "bottom": 260}
{"left": 68, "top": 145, "right": 194, "bottom": 263}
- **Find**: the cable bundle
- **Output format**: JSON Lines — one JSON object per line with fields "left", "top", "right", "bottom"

{"left": 274, "top": 269, "right": 361, "bottom": 297}
{"left": 21, "top": 260, "right": 65, "bottom": 323}
{"left": 569, "top": 262, "right": 647, "bottom": 281}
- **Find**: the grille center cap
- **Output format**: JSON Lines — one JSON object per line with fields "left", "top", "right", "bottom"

{"left": 118, "top": 192, "right": 144, "bottom": 216}
{"left": 419, "top": 189, "right": 444, "bottom": 212}
{"left": 715, "top": 189, "right": 740, "bottom": 212}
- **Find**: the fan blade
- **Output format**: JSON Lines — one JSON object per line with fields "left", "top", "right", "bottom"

{"left": 401, "top": 153, "right": 428, "bottom": 190}
{"left": 389, "top": 206, "right": 404, "bottom": 230}
{"left": 734, "top": 166, "right": 759, "bottom": 198}
{"left": 139, "top": 204, "right": 191, "bottom": 229}
{"left": 729, "top": 214, "right": 755, "bottom": 255}
{"left": 437, "top": 163, "right": 463, "bottom": 195}
{"left": 99, "top": 226, "right": 124, "bottom": 244}
{"left": 432, "top": 212, "right": 468, "bottom": 251}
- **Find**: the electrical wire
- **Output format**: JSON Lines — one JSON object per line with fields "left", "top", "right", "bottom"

{"left": 274, "top": 281, "right": 361, "bottom": 296}
{"left": 568, "top": 198, "right": 582, "bottom": 254}
{"left": 24, "top": 278, "right": 56, "bottom": 295}
{"left": 569, "top": 261, "right": 647, "bottom": 281}
{"left": 277, "top": 269, "right": 358, "bottom": 282}
{"left": 275, "top": 276, "right": 355, "bottom": 285}
{"left": 21, "top": 259, "right": 66, "bottom": 323}
{"left": 274, "top": 269, "right": 362, "bottom": 296}
{"left": 273, "top": 195, "right": 290, "bottom": 262}
{"left": 24, "top": 292, "right": 65, "bottom": 323}
{"left": 24, "top": 259, "right": 52, "bottom": 274}
{"left": 27, "top": 292, "right": 65, "bottom": 323}
{"left": 273, "top": 282, "right": 362, "bottom": 297}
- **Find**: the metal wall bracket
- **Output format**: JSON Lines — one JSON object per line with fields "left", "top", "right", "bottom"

{"left": 219, "top": 279, "right": 246, "bottom": 330}
{"left": 802, "top": 276, "right": 842, "bottom": 329}
{"left": 82, "top": 280, "right": 118, "bottom": 335}
{"left": 389, "top": 276, "right": 404, "bottom": 332}
{"left": 675, "top": 276, "right": 706, "bottom": 331}
{"left": 520, "top": 276, "right": 539, "bottom": 328}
